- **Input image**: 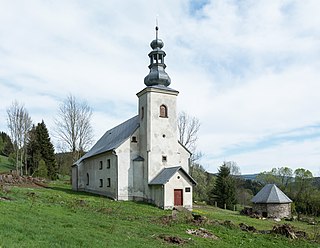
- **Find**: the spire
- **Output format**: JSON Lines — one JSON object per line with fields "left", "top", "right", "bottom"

{"left": 144, "top": 26, "right": 171, "bottom": 87}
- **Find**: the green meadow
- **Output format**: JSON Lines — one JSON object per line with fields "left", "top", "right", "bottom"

{"left": 0, "top": 180, "right": 319, "bottom": 248}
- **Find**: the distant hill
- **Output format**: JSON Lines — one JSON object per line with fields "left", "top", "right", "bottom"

{"left": 240, "top": 174, "right": 259, "bottom": 181}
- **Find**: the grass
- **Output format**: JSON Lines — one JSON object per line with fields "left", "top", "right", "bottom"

{"left": 0, "top": 181, "right": 319, "bottom": 247}
{"left": 0, "top": 155, "right": 14, "bottom": 173}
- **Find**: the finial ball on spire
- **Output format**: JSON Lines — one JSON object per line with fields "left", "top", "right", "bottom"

{"left": 151, "top": 25, "right": 163, "bottom": 49}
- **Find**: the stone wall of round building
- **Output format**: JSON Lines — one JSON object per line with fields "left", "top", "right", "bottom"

{"left": 253, "top": 203, "right": 291, "bottom": 219}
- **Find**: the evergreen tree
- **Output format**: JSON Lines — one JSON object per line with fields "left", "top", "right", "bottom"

{"left": 26, "top": 125, "right": 41, "bottom": 175}
{"left": 0, "top": 131, "right": 14, "bottom": 156}
{"left": 36, "top": 121, "right": 58, "bottom": 180}
{"left": 35, "top": 159, "right": 48, "bottom": 178}
{"left": 27, "top": 121, "right": 58, "bottom": 179}
{"left": 211, "top": 162, "right": 237, "bottom": 210}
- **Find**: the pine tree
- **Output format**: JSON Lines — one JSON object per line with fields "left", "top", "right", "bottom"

{"left": 211, "top": 162, "right": 237, "bottom": 210}
{"left": 35, "top": 159, "right": 48, "bottom": 178}
{"left": 26, "top": 125, "right": 41, "bottom": 175}
{"left": 27, "top": 121, "right": 58, "bottom": 179}
{"left": 36, "top": 121, "right": 58, "bottom": 180}
{"left": 0, "top": 131, "right": 14, "bottom": 156}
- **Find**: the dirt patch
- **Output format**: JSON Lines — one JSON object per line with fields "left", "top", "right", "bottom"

{"left": 192, "top": 214, "right": 208, "bottom": 225}
{"left": 186, "top": 228, "right": 219, "bottom": 240}
{"left": 272, "top": 224, "right": 307, "bottom": 239}
{"left": 0, "top": 174, "right": 48, "bottom": 188}
{"left": 158, "top": 234, "right": 187, "bottom": 245}
{"left": 239, "top": 223, "right": 257, "bottom": 232}
{"left": 0, "top": 196, "right": 12, "bottom": 201}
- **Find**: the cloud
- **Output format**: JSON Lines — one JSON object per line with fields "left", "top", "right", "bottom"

{"left": 0, "top": 0, "right": 320, "bottom": 175}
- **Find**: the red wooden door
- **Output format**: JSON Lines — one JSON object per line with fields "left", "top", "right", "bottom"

{"left": 174, "top": 189, "right": 183, "bottom": 206}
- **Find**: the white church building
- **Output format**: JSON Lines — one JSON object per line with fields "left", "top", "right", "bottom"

{"left": 72, "top": 27, "right": 196, "bottom": 210}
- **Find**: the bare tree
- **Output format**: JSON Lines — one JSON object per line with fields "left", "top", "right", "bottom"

{"left": 225, "top": 161, "right": 241, "bottom": 176}
{"left": 6, "top": 100, "right": 32, "bottom": 174}
{"left": 54, "top": 95, "right": 93, "bottom": 162}
{"left": 177, "top": 111, "right": 201, "bottom": 162}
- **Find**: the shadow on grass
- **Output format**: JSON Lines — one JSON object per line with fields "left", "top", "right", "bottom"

{"left": 48, "top": 186, "right": 104, "bottom": 198}
{"left": 48, "top": 185, "right": 160, "bottom": 209}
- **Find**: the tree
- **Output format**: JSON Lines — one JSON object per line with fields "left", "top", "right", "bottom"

{"left": 256, "top": 168, "right": 281, "bottom": 185}
{"left": 0, "top": 132, "right": 14, "bottom": 156}
{"left": 189, "top": 163, "right": 215, "bottom": 202}
{"left": 54, "top": 95, "right": 93, "bottom": 162}
{"left": 256, "top": 167, "right": 294, "bottom": 191}
{"left": 177, "top": 111, "right": 207, "bottom": 201}
{"left": 6, "top": 100, "right": 32, "bottom": 174}
{"left": 211, "top": 162, "right": 237, "bottom": 209}
{"left": 177, "top": 111, "right": 200, "bottom": 161}
{"left": 27, "top": 121, "right": 58, "bottom": 179}
{"left": 27, "top": 125, "right": 42, "bottom": 175}
{"left": 225, "top": 161, "right": 241, "bottom": 176}
{"left": 35, "top": 159, "right": 48, "bottom": 178}
{"left": 277, "top": 167, "right": 293, "bottom": 190}
{"left": 36, "top": 121, "right": 58, "bottom": 179}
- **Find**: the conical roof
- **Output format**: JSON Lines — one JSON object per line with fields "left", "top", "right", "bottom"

{"left": 251, "top": 184, "right": 292, "bottom": 203}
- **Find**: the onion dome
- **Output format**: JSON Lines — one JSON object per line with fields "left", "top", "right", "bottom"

{"left": 144, "top": 26, "right": 171, "bottom": 87}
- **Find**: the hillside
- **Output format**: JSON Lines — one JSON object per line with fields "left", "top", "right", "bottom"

{"left": 0, "top": 155, "right": 14, "bottom": 173}
{"left": 0, "top": 181, "right": 319, "bottom": 247}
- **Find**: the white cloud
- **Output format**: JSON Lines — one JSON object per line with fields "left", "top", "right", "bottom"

{"left": 0, "top": 0, "right": 320, "bottom": 175}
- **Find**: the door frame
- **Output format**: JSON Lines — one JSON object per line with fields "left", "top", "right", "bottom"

{"left": 174, "top": 189, "right": 183, "bottom": 206}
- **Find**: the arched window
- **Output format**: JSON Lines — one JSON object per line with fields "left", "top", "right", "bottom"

{"left": 159, "top": 105, "right": 168, "bottom": 118}
{"left": 86, "top": 173, "right": 89, "bottom": 185}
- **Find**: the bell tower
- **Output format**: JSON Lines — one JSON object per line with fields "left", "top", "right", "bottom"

{"left": 137, "top": 26, "right": 181, "bottom": 187}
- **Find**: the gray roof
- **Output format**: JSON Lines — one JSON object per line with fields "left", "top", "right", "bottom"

{"left": 76, "top": 115, "right": 139, "bottom": 164}
{"left": 149, "top": 166, "right": 197, "bottom": 185}
{"left": 251, "top": 184, "right": 292, "bottom": 204}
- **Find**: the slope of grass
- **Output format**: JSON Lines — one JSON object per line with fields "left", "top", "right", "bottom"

{"left": 0, "top": 155, "right": 14, "bottom": 173}
{"left": 0, "top": 182, "right": 318, "bottom": 247}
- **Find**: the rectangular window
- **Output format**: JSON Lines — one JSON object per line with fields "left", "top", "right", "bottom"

{"left": 99, "top": 161, "right": 103, "bottom": 170}
{"left": 99, "top": 179, "right": 103, "bottom": 187}
{"left": 162, "top": 156, "right": 167, "bottom": 162}
{"left": 185, "top": 187, "right": 191, "bottom": 192}
{"left": 107, "top": 178, "right": 111, "bottom": 187}
{"left": 107, "top": 159, "right": 111, "bottom": 168}
{"left": 131, "top": 136, "right": 137, "bottom": 143}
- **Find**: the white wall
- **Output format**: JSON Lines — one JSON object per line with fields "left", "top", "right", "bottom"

{"left": 77, "top": 152, "right": 117, "bottom": 199}
{"left": 164, "top": 170, "right": 193, "bottom": 210}
{"left": 137, "top": 87, "right": 190, "bottom": 181}
{"left": 115, "top": 129, "right": 141, "bottom": 200}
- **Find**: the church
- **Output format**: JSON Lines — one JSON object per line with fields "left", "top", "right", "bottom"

{"left": 72, "top": 27, "right": 196, "bottom": 210}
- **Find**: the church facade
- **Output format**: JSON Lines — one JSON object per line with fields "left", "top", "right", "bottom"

{"left": 72, "top": 27, "right": 196, "bottom": 210}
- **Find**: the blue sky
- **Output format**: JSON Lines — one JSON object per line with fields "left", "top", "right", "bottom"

{"left": 0, "top": 0, "right": 320, "bottom": 175}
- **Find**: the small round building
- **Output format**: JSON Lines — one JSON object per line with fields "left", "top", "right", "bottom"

{"left": 251, "top": 184, "right": 292, "bottom": 219}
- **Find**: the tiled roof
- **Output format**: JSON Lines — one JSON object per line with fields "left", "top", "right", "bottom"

{"left": 251, "top": 184, "right": 292, "bottom": 203}
{"left": 149, "top": 166, "right": 197, "bottom": 185}
{"left": 75, "top": 115, "right": 139, "bottom": 164}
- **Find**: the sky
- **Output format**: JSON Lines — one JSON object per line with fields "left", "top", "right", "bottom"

{"left": 0, "top": 0, "right": 320, "bottom": 175}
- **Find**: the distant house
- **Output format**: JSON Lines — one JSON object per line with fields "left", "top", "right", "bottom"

{"left": 71, "top": 27, "right": 196, "bottom": 210}
{"left": 251, "top": 184, "right": 292, "bottom": 218}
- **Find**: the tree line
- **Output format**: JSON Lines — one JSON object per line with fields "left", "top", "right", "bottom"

{"left": 177, "top": 112, "right": 320, "bottom": 216}
{"left": 2, "top": 95, "right": 93, "bottom": 179}
{"left": 3, "top": 97, "right": 319, "bottom": 216}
